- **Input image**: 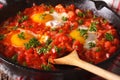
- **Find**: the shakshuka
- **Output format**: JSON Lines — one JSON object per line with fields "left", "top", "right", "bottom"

{"left": 0, "top": 4, "right": 119, "bottom": 70}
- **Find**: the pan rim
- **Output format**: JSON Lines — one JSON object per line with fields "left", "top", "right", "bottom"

{"left": 0, "top": 0, "right": 120, "bottom": 73}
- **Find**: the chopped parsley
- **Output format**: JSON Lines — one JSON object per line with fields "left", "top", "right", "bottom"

{"left": 51, "top": 28, "right": 56, "bottom": 31}
{"left": 88, "top": 42, "right": 96, "bottom": 48}
{"left": 37, "top": 45, "right": 52, "bottom": 55}
{"left": 93, "top": 15, "right": 97, "bottom": 19}
{"left": 12, "top": 26, "right": 18, "bottom": 30}
{"left": 11, "top": 54, "right": 18, "bottom": 62}
{"left": 24, "top": 38, "right": 40, "bottom": 49}
{"left": 18, "top": 15, "right": 28, "bottom": 23}
{"left": 59, "top": 29, "right": 63, "bottom": 33}
{"left": 0, "top": 34, "right": 5, "bottom": 40}
{"left": 47, "top": 45, "right": 52, "bottom": 51}
{"left": 49, "top": 8, "right": 54, "bottom": 13}
{"left": 78, "top": 19, "right": 83, "bottom": 25}
{"left": 96, "top": 47, "right": 101, "bottom": 52}
{"left": 18, "top": 32, "right": 25, "bottom": 40}
{"left": 46, "top": 38, "right": 52, "bottom": 46}
{"left": 37, "top": 47, "right": 48, "bottom": 54}
{"left": 79, "top": 29, "right": 88, "bottom": 37}
{"left": 22, "top": 62, "right": 27, "bottom": 66}
{"left": 89, "top": 22, "right": 97, "bottom": 32}
{"left": 54, "top": 46, "right": 62, "bottom": 54}
{"left": 78, "top": 12, "right": 85, "bottom": 17}
{"left": 39, "top": 13, "right": 47, "bottom": 20}
{"left": 62, "top": 16, "right": 68, "bottom": 21}
{"left": 105, "top": 33, "right": 114, "bottom": 41}
{"left": 29, "top": 25, "right": 33, "bottom": 28}
{"left": 41, "top": 64, "right": 52, "bottom": 71}
{"left": 103, "top": 19, "right": 108, "bottom": 23}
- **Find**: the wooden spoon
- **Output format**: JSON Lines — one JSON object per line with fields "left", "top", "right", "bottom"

{"left": 53, "top": 50, "right": 120, "bottom": 80}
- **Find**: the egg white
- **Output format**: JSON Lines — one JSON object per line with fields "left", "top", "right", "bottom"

{"left": 11, "top": 28, "right": 49, "bottom": 47}
{"left": 46, "top": 11, "right": 68, "bottom": 29}
{"left": 78, "top": 25, "right": 97, "bottom": 49}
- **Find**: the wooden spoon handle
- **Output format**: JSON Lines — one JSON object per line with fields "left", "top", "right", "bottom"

{"left": 75, "top": 59, "right": 120, "bottom": 80}
{"left": 54, "top": 50, "right": 120, "bottom": 80}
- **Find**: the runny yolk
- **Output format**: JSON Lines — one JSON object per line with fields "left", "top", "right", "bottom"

{"left": 31, "top": 13, "right": 54, "bottom": 23}
{"left": 11, "top": 32, "right": 34, "bottom": 47}
{"left": 70, "top": 30, "right": 85, "bottom": 44}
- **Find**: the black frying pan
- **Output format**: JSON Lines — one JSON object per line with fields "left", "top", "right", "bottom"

{"left": 0, "top": 0, "right": 120, "bottom": 80}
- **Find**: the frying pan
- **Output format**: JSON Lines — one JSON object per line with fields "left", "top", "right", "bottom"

{"left": 0, "top": 0, "right": 120, "bottom": 80}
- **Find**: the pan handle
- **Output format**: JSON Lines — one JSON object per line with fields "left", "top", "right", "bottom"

{"left": 91, "top": 0, "right": 108, "bottom": 10}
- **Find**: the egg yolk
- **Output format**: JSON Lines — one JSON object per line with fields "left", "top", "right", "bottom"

{"left": 70, "top": 30, "right": 85, "bottom": 44}
{"left": 39, "top": 34, "right": 48, "bottom": 43}
{"left": 31, "top": 13, "right": 54, "bottom": 23}
{"left": 11, "top": 32, "right": 34, "bottom": 47}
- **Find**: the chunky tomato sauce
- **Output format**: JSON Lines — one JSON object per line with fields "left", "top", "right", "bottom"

{"left": 0, "top": 4, "right": 119, "bottom": 70}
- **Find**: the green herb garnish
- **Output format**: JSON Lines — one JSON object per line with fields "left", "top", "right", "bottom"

{"left": 37, "top": 45, "right": 52, "bottom": 55}
{"left": 93, "top": 15, "right": 97, "bottom": 19}
{"left": 89, "top": 22, "right": 97, "bottom": 32}
{"left": 24, "top": 37, "right": 40, "bottom": 49}
{"left": 47, "top": 45, "right": 52, "bottom": 51}
{"left": 79, "top": 29, "right": 88, "bottom": 37}
{"left": 54, "top": 46, "right": 62, "bottom": 54}
{"left": 78, "top": 19, "right": 83, "bottom": 25}
{"left": 23, "top": 62, "right": 27, "bottom": 66}
{"left": 105, "top": 33, "right": 114, "bottom": 41}
{"left": 0, "top": 34, "right": 5, "bottom": 40}
{"left": 37, "top": 47, "right": 48, "bottom": 55}
{"left": 62, "top": 16, "right": 68, "bottom": 21}
{"left": 51, "top": 28, "right": 56, "bottom": 31}
{"left": 103, "top": 19, "right": 108, "bottom": 23}
{"left": 11, "top": 54, "right": 18, "bottom": 62}
{"left": 49, "top": 8, "right": 54, "bottom": 13}
{"left": 29, "top": 25, "right": 33, "bottom": 28}
{"left": 12, "top": 26, "right": 18, "bottom": 30}
{"left": 59, "top": 29, "right": 63, "bottom": 33}
{"left": 96, "top": 47, "right": 101, "bottom": 52}
{"left": 78, "top": 12, "right": 85, "bottom": 17}
{"left": 18, "top": 32, "right": 25, "bottom": 40}
{"left": 88, "top": 42, "right": 96, "bottom": 48}
{"left": 41, "top": 64, "right": 52, "bottom": 71}
{"left": 18, "top": 15, "right": 28, "bottom": 23}
{"left": 39, "top": 13, "right": 47, "bottom": 20}
{"left": 46, "top": 38, "right": 52, "bottom": 46}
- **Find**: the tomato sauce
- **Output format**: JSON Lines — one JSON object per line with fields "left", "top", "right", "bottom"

{"left": 0, "top": 4, "right": 119, "bottom": 70}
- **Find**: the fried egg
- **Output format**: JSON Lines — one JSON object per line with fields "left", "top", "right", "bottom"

{"left": 31, "top": 11, "right": 68, "bottom": 29}
{"left": 46, "top": 11, "right": 68, "bottom": 29}
{"left": 11, "top": 29, "right": 49, "bottom": 47}
{"left": 70, "top": 25, "right": 97, "bottom": 49}
{"left": 31, "top": 13, "right": 54, "bottom": 23}
{"left": 11, "top": 31, "right": 34, "bottom": 47}
{"left": 70, "top": 29, "right": 85, "bottom": 44}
